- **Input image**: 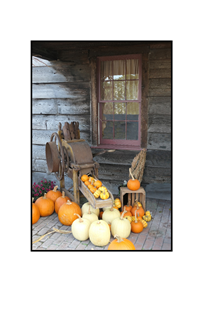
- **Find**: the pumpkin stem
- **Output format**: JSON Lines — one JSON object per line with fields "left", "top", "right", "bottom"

{"left": 74, "top": 213, "right": 82, "bottom": 222}
{"left": 66, "top": 200, "right": 72, "bottom": 205}
{"left": 129, "top": 168, "right": 135, "bottom": 180}
{"left": 53, "top": 186, "right": 58, "bottom": 192}
{"left": 43, "top": 193, "right": 47, "bottom": 199}
{"left": 120, "top": 210, "right": 127, "bottom": 219}
{"left": 134, "top": 209, "right": 138, "bottom": 223}
{"left": 114, "top": 235, "right": 124, "bottom": 243}
{"left": 62, "top": 191, "right": 65, "bottom": 198}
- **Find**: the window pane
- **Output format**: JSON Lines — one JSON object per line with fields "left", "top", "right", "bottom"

{"left": 126, "top": 59, "right": 139, "bottom": 79}
{"left": 113, "top": 60, "right": 125, "bottom": 80}
{"left": 114, "top": 122, "right": 125, "bottom": 139}
{"left": 126, "top": 81, "right": 139, "bottom": 100}
{"left": 101, "top": 81, "right": 112, "bottom": 100}
{"left": 102, "top": 103, "right": 113, "bottom": 120}
{"left": 100, "top": 61, "right": 113, "bottom": 81}
{"left": 127, "top": 122, "right": 138, "bottom": 140}
{"left": 114, "top": 103, "right": 126, "bottom": 120}
{"left": 127, "top": 102, "right": 139, "bottom": 120}
{"left": 102, "top": 121, "right": 113, "bottom": 139}
{"left": 114, "top": 81, "right": 125, "bottom": 100}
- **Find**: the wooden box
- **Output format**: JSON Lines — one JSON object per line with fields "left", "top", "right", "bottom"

{"left": 120, "top": 187, "right": 146, "bottom": 211}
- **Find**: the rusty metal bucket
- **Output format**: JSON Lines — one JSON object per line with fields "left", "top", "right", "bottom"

{"left": 46, "top": 141, "right": 60, "bottom": 173}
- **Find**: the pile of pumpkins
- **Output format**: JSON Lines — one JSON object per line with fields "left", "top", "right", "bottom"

{"left": 32, "top": 185, "right": 152, "bottom": 250}
{"left": 81, "top": 174, "right": 110, "bottom": 200}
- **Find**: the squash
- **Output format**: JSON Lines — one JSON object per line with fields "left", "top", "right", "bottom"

{"left": 58, "top": 200, "right": 82, "bottom": 226}
{"left": 114, "top": 198, "right": 122, "bottom": 209}
{"left": 46, "top": 185, "right": 62, "bottom": 203}
{"left": 111, "top": 210, "right": 131, "bottom": 239}
{"left": 89, "top": 220, "right": 110, "bottom": 246}
{"left": 83, "top": 206, "right": 98, "bottom": 224}
{"left": 98, "top": 186, "right": 108, "bottom": 192}
{"left": 108, "top": 235, "right": 136, "bottom": 250}
{"left": 55, "top": 191, "right": 70, "bottom": 214}
{"left": 143, "top": 214, "right": 152, "bottom": 222}
{"left": 100, "top": 189, "right": 109, "bottom": 200}
{"left": 121, "top": 211, "right": 132, "bottom": 217}
{"left": 141, "top": 220, "right": 148, "bottom": 228}
{"left": 124, "top": 216, "right": 132, "bottom": 223}
{"left": 131, "top": 201, "right": 144, "bottom": 218}
{"left": 84, "top": 180, "right": 91, "bottom": 187}
{"left": 71, "top": 214, "right": 90, "bottom": 241}
{"left": 94, "top": 189, "right": 101, "bottom": 199}
{"left": 32, "top": 197, "right": 40, "bottom": 224}
{"left": 102, "top": 207, "right": 120, "bottom": 224}
{"left": 123, "top": 203, "right": 132, "bottom": 212}
{"left": 127, "top": 169, "right": 140, "bottom": 191}
{"left": 35, "top": 193, "right": 55, "bottom": 217}
{"left": 94, "top": 180, "right": 102, "bottom": 188}
{"left": 81, "top": 202, "right": 99, "bottom": 217}
{"left": 89, "top": 177, "right": 95, "bottom": 183}
{"left": 131, "top": 210, "right": 143, "bottom": 233}
{"left": 81, "top": 174, "right": 89, "bottom": 182}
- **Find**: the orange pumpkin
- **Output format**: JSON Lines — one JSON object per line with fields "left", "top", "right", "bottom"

{"left": 32, "top": 198, "right": 40, "bottom": 224}
{"left": 108, "top": 235, "right": 135, "bottom": 250}
{"left": 123, "top": 204, "right": 132, "bottom": 212}
{"left": 58, "top": 200, "right": 82, "bottom": 226}
{"left": 84, "top": 180, "right": 91, "bottom": 186}
{"left": 94, "top": 180, "right": 102, "bottom": 188}
{"left": 121, "top": 210, "right": 132, "bottom": 217}
{"left": 81, "top": 174, "right": 89, "bottom": 182}
{"left": 131, "top": 204, "right": 144, "bottom": 217}
{"left": 35, "top": 193, "right": 55, "bottom": 217}
{"left": 131, "top": 210, "right": 143, "bottom": 233}
{"left": 55, "top": 191, "right": 70, "bottom": 214}
{"left": 46, "top": 186, "right": 62, "bottom": 203}
{"left": 127, "top": 168, "right": 140, "bottom": 191}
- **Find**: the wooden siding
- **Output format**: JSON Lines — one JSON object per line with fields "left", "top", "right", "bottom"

{"left": 32, "top": 42, "right": 171, "bottom": 199}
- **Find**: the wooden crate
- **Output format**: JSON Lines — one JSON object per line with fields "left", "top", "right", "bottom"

{"left": 120, "top": 187, "right": 146, "bottom": 211}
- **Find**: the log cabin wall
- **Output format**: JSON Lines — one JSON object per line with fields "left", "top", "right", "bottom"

{"left": 32, "top": 41, "right": 171, "bottom": 199}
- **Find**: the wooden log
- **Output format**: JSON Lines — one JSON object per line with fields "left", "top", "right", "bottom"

{"left": 148, "top": 97, "right": 171, "bottom": 115}
{"left": 149, "top": 68, "right": 171, "bottom": 79}
{"left": 149, "top": 48, "right": 172, "bottom": 60}
{"left": 147, "top": 133, "right": 171, "bottom": 150}
{"left": 148, "top": 114, "right": 171, "bottom": 133}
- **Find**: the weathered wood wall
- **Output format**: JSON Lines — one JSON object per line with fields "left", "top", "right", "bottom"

{"left": 32, "top": 42, "right": 171, "bottom": 199}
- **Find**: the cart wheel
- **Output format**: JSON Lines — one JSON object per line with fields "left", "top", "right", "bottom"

{"left": 50, "top": 132, "right": 65, "bottom": 181}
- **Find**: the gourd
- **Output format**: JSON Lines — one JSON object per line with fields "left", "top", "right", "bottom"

{"left": 98, "top": 186, "right": 108, "bottom": 192}
{"left": 114, "top": 198, "right": 122, "bottom": 209}
{"left": 84, "top": 180, "right": 91, "bottom": 187}
{"left": 141, "top": 220, "right": 148, "bottom": 228}
{"left": 102, "top": 207, "right": 120, "bottom": 224}
{"left": 89, "top": 220, "right": 110, "bottom": 246}
{"left": 100, "top": 189, "right": 109, "bottom": 200}
{"left": 131, "top": 201, "right": 144, "bottom": 217}
{"left": 143, "top": 214, "right": 152, "bottom": 222}
{"left": 108, "top": 235, "right": 136, "bottom": 250}
{"left": 89, "top": 177, "right": 95, "bottom": 183}
{"left": 131, "top": 210, "right": 143, "bottom": 233}
{"left": 46, "top": 185, "right": 62, "bottom": 203}
{"left": 111, "top": 210, "right": 131, "bottom": 238}
{"left": 35, "top": 193, "right": 55, "bottom": 217}
{"left": 121, "top": 211, "right": 132, "bottom": 217}
{"left": 58, "top": 200, "right": 82, "bottom": 226}
{"left": 82, "top": 206, "right": 98, "bottom": 224}
{"left": 55, "top": 191, "right": 70, "bottom": 214}
{"left": 32, "top": 198, "right": 40, "bottom": 224}
{"left": 124, "top": 216, "right": 132, "bottom": 223}
{"left": 81, "top": 202, "right": 99, "bottom": 217}
{"left": 94, "top": 189, "right": 101, "bottom": 199}
{"left": 71, "top": 214, "right": 90, "bottom": 241}
{"left": 127, "top": 169, "right": 140, "bottom": 191}
{"left": 94, "top": 180, "right": 102, "bottom": 188}
{"left": 81, "top": 174, "right": 89, "bottom": 182}
{"left": 123, "top": 203, "right": 132, "bottom": 212}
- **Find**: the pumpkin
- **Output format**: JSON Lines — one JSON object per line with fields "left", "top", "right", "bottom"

{"left": 100, "top": 189, "right": 110, "bottom": 200}
{"left": 131, "top": 201, "right": 144, "bottom": 217}
{"left": 94, "top": 180, "right": 102, "bottom": 188}
{"left": 55, "top": 191, "right": 70, "bottom": 214}
{"left": 102, "top": 207, "right": 120, "bottom": 224}
{"left": 114, "top": 198, "right": 122, "bottom": 209}
{"left": 81, "top": 202, "right": 99, "bottom": 217}
{"left": 89, "top": 220, "right": 110, "bottom": 246}
{"left": 84, "top": 180, "right": 91, "bottom": 187}
{"left": 108, "top": 235, "right": 136, "bottom": 250}
{"left": 121, "top": 210, "right": 132, "bottom": 217}
{"left": 89, "top": 177, "right": 95, "bottom": 183}
{"left": 83, "top": 206, "right": 98, "bottom": 224}
{"left": 103, "top": 206, "right": 112, "bottom": 211}
{"left": 58, "top": 200, "right": 82, "bottom": 226}
{"left": 46, "top": 185, "right": 62, "bottom": 203}
{"left": 90, "top": 186, "right": 97, "bottom": 194}
{"left": 111, "top": 210, "right": 131, "bottom": 238}
{"left": 124, "top": 216, "right": 132, "bottom": 223}
{"left": 127, "top": 169, "right": 140, "bottom": 191}
{"left": 94, "top": 189, "right": 101, "bottom": 198}
{"left": 131, "top": 210, "right": 143, "bottom": 233}
{"left": 71, "top": 214, "right": 90, "bottom": 241}
{"left": 123, "top": 203, "right": 132, "bottom": 212}
{"left": 32, "top": 197, "right": 40, "bottom": 224}
{"left": 35, "top": 193, "right": 55, "bottom": 217}
{"left": 81, "top": 174, "right": 89, "bottom": 182}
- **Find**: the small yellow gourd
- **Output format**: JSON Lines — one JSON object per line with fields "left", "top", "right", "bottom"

{"left": 114, "top": 198, "right": 122, "bottom": 209}
{"left": 143, "top": 215, "right": 151, "bottom": 222}
{"left": 141, "top": 220, "right": 148, "bottom": 228}
{"left": 124, "top": 216, "right": 132, "bottom": 223}
{"left": 94, "top": 189, "right": 101, "bottom": 199}
{"left": 100, "top": 190, "right": 109, "bottom": 200}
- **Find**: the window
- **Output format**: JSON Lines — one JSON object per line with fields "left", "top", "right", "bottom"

{"left": 97, "top": 54, "right": 142, "bottom": 149}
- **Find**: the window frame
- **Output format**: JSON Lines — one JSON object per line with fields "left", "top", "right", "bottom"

{"left": 97, "top": 54, "right": 142, "bottom": 149}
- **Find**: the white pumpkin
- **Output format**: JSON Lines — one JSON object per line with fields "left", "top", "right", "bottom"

{"left": 111, "top": 210, "right": 131, "bottom": 238}
{"left": 89, "top": 220, "right": 110, "bottom": 246}
{"left": 102, "top": 207, "right": 120, "bottom": 224}
{"left": 82, "top": 202, "right": 99, "bottom": 217}
{"left": 83, "top": 211, "right": 98, "bottom": 224}
{"left": 103, "top": 206, "right": 112, "bottom": 211}
{"left": 71, "top": 214, "right": 90, "bottom": 241}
